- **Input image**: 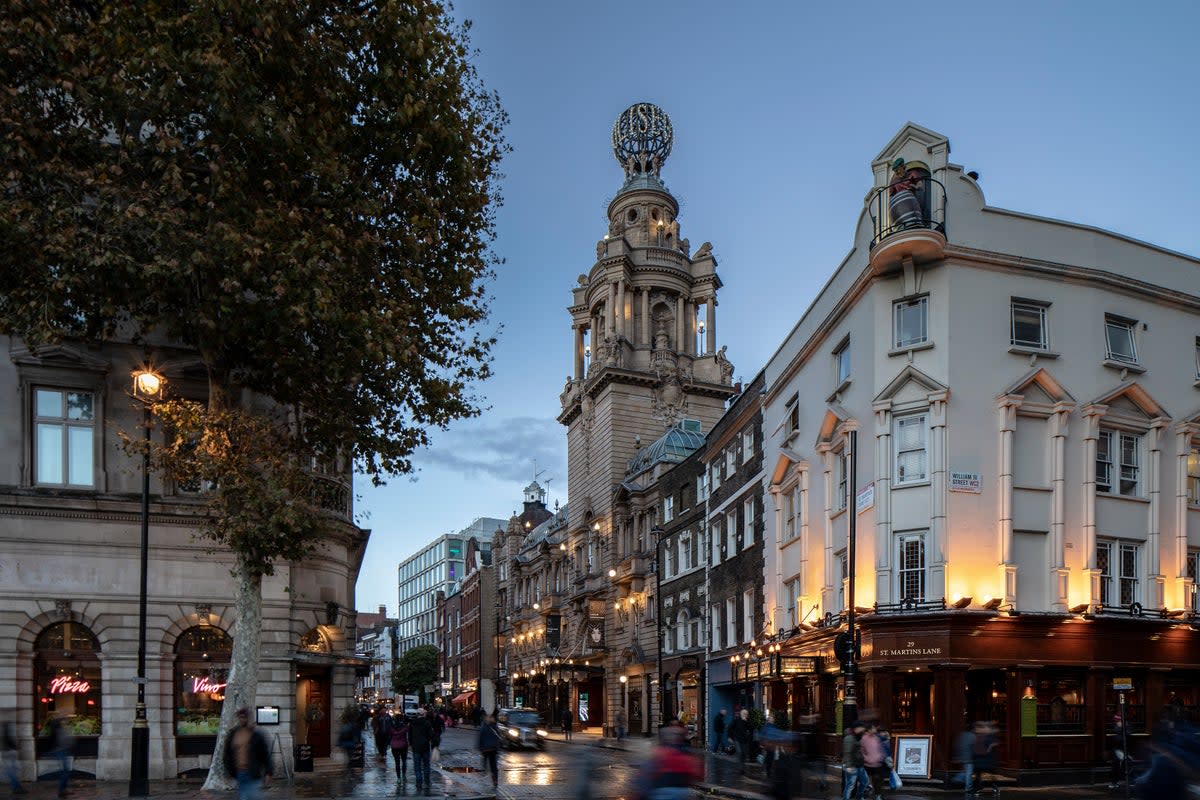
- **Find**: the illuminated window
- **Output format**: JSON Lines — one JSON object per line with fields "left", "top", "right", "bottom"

{"left": 784, "top": 578, "right": 801, "bottom": 627}
{"left": 35, "top": 622, "right": 101, "bottom": 748}
{"left": 1097, "top": 430, "right": 1142, "bottom": 497}
{"left": 175, "top": 627, "right": 232, "bottom": 751}
{"left": 34, "top": 388, "right": 95, "bottom": 487}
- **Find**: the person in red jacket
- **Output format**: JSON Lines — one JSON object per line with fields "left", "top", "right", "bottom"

{"left": 632, "top": 725, "right": 703, "bottom": 800}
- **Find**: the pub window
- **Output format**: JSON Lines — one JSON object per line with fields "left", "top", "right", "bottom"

{"left": 175, "top": 626, "right": 233, "bottom": 753}
{"left": 35, "top": 621, "right": 102, "bottom": 754}
{"left": 1035, "top": 672, "right": 1086, "bottom": 734}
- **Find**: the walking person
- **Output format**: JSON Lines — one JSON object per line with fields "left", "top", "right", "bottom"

{"left": 955, "top": 721, "right": 975, "bottom": 794}
{"left": 478, "top": 714, "right": 501, "bottom": 791}
{"left": 841, "top": 721, "right": 867, "bottom": 800}
{"left": 2, "top": 713, "right": 27, "bottom": 795}
{"left": 860, "top": 722, "right": 888, "bottom": 799}
{"left": 407, "top": 707, "right": 436, "bottom": 793}
{"left": 712, "top": 709, "right": 728, "bottom": 754}
{"left": 560, "top": 706, "right": 573, "bottom": 741}
{"left": 223, "top": 708, "right": 274, "bottom": 800}
{"left": 372, "top": 706, "right": 392, "bottom": 760}
{"left": 389, "top": 712, "right": 411, "bottom": 784}
{"left": 47, "top": 711, "right": 75, "bottom": 799}
{"left": 969, "top": 721, "right": 998, "bottom": 798}
{"left": 728, "top": 708, "right": 753, "bottom": 774}
{"left": 336, "top": 713, "right": 360, "bottom": 775}
{"left": 630, "top": 725, "right": 702, "bottom": 800}
{"left": 615, "top": 708, "right": 628, "bottom": 743}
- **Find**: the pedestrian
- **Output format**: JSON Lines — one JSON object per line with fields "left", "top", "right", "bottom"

{"left": 47, "top": 711, "right": 75, "bottom": 799}
{"left": 769, "top": 736, "right": 806, "bottom": 800}
{"left": 860, "top": 722, "right": 888, "bottom": 799}
{"left": 223, "top": 707, "right": 274, "bottom": 800}
{"left": 407, "top": 707, "right": 436, "bottom": 793}
{"left": 615, "top": 707, "right": 628, "bottom": 742}
{"left": 1, "top": 713, "right": 26, "bottom": 795}
{"left": 478, "top": 714, "right": 501, "bottom": 790}
{"left": 955, "top": 721, "right": 974, "bottom": 793}
{"left": 336, "top": 713, "right": 360, "bottom": 774}
{"left": 389, "top": 712, "right": 411, "bottom": 783}
{"left": 969, "top": 721, "right": 998, "bottom": 797}
{"left": 728, "top": 708, "right": 753, "bottom": 774}
{"left": 712, "top": 708, "right": 728, "bottom": 754}
{"left": 841, "top": 721, "right": 867, "bottom": 800}
{"left": 561, "top": 706, "right": 573, "bottom": 741}
{"left": 372, "top": 706, "right": 392, "bottom": 760}
{"left": 631, "top": 725, "right": 702, "bottom": 800}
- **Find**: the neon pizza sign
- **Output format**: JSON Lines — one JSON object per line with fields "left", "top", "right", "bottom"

{"left": 49, "top": 676, "right": 91, "bottom": 694}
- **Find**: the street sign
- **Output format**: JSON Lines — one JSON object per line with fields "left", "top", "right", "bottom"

{"left": 1112, "top": 678, "right": 1133, "bottom": 691}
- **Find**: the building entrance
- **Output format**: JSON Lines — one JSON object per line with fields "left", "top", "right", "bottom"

{"left": 297, "top": 668, "right": 332, "bottom": 757}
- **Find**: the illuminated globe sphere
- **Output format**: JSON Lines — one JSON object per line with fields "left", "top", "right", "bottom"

{"left": 612, "top": 102, "right": 673, "bottom": 175}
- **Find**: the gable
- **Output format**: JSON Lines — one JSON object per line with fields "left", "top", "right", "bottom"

{"left": 1000, "top": 367, "right": 1075, "bottom": 407}
{"left": 1089, "top": 380, "right": 1168, "bottom": 420}
{"left": 1107, "top": 395, "right": 1149, "bottom": 420}
{"left": 874, "top": 364, "right": 948, "bottom": 406}
{"left": 10, "top": 342, "right": 110, "bottom": 373}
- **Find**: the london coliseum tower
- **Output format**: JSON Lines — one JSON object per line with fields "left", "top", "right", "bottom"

{"left": 550, "top": 104, "right": 736, "bottom": 733}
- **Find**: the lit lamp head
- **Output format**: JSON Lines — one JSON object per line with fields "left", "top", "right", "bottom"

{"left": 619, "top": 675, "right": 627, "bottom": 684}
{"left": 132, "top": 368, "right": 164, "bottom": 400}
{"left": 608, "top": 568, "right": 617, "bottom": 578}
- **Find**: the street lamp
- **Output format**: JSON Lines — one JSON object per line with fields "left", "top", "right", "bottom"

{"left": 650, "top": 524, "right": 664, "bottom": 731}
{"left": 129, "top": 367, "right": 163, "bottom": 797}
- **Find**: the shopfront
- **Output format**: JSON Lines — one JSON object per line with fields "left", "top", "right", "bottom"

{"left": 173, "top": 626, "right": 232, "bottom": 756}
{"left": 34, "top": 621, "right": 102, "bottom": 760}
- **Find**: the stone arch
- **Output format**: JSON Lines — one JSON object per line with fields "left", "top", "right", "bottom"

{"left": 16, "top": 605, "right": 109, "bottom": 654}
{"left": 160, "top": 605, "right": 234, "bottom": 650}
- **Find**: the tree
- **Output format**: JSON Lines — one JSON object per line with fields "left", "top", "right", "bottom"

{"left": 392, "top": 644, "right": 440, "bottom": 698}
{"left": 1, "top": 0, "right": 506, "bottom": 788}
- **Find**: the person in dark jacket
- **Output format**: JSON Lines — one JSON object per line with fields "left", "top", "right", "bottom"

{"left": 2, "top": 715, "right": 26, "bottom": 795}
{"left": 407, "top": 708, "right": 437, "bottom": 792}
{"left": 560, "top": 706, "right": 573, "bottom": 740}
{"left": 728, "top": 709, "right": 753, "bottom": 773}
{"left": 372, "top": 706, "right": 392, "bottom": 760}
{"left": 478, "top": 714, "right": 502, "bottom": 789}
{"left": 389, "top": 714, "right": 411, "bottom": 782}
{"left": 712, "top": 709, "right": 728, "bottom": 754}
{"left": 223, "top": 708, "right": 274, "bottom": 800}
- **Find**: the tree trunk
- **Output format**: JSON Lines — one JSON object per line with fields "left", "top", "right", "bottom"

{"left": 203, "top": 560, "right": 263, "bottom": 791}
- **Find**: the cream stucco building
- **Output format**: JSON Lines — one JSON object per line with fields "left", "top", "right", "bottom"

{"left": 755, "top": 123, "right": 1200, "bottom": 780}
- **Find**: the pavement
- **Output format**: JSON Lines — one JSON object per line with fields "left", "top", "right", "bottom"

{"left": 8, "top": 724, "right": 1129, "bottom": 800}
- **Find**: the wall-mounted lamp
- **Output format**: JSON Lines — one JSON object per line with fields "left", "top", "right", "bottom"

{"left": 1068, "top": 603, "right": 1090, "bottom": 615}
{"left": 532, "top": 603, "right": 540, "bottom": 610}
{"left": 952, "top": 596, "right": 973, "bottom": 610}
{"left": 608, "top": 568, "right": 617, "bottom": 578}
{"left": 559, "top": 542, "right": 567, "bottom": 551}
{"left": 619, "top": 675, "right": 627, "bottom": 684}
{"left": 592, "top": 521, "right": 601, "bottom": 532}
{"left": 982, "top": 597, "right": 1003, "bottom": 611}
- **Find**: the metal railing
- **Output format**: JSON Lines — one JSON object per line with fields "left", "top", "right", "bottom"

{"left": 868, "top": 175, "right": 947, "bottom": 247}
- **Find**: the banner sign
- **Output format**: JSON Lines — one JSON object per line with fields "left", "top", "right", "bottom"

{"left": 547, "top": 614, "right": 561, "bottom": 650}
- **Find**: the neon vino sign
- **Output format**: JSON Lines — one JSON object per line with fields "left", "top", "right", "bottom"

{"left": 191, "top": 676, "right": 228, "bottom": 694}
{"left": 50, "top": 676, "right": 91, "bottom": 694}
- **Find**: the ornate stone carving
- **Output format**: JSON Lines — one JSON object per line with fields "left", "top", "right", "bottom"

{"left": 612, "top": 103, "right": 673, "bottom": 178}
{"left": 715, "top": 345, "right": 734, "bottom": 384}
{"left": 195, "top": 603, "right": 212, "bottom": 624}
{"left": 55, "top": 599, "right": 72, "bottom": 620}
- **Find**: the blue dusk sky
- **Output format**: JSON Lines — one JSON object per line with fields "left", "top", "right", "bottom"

{"left": 352, "top": 0, "right": 1200, "bottom": 613}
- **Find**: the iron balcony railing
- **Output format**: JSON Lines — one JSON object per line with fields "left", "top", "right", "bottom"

{"left": 868, "top": 175, "right": 947, "bottom": 248}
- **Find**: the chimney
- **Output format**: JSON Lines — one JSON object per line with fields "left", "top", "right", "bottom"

{"left": 378, "top": 604, "right": 386, "bottom": 616}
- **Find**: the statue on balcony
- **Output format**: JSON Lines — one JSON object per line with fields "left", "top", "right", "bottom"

{"left": 715, "top": 345, "right": 733, "bottom": 384}
{"left": 888, "top": 157, "right": 925, "bottom": 230}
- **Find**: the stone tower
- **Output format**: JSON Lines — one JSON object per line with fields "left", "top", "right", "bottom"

{"left": 556, "top": 103, "right": 736, "bottom": 732}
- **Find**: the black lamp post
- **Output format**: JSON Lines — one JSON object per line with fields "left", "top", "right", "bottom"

{"left": 129, "top": 368, "right": 162, "bottom": 797}
{"left": 650, "top": 525, "right": 664, "bottom": 732}
{"left": 842, "top": 429, "right": 859, "bottom": 726}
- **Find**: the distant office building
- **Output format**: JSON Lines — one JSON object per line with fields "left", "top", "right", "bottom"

{"left": 397, "top": 520, "right": 503, "bottom": 654}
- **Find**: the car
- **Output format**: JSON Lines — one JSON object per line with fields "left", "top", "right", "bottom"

{"left": 496, "top": 708, "right": 547, "bottom": 750}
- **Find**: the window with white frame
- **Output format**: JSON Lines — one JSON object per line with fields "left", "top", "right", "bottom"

{"left": 726, "top": 447, "right": 736, "bottom": 478}
{"left": 836, "top": 450, "right": 848, "bottom": 510}
{"left": 785, "top": 394, "right": 800, "bottom": 436}
{"left": 697, "top": 473, "right": 709, "bottom": 504}
{"left": 743, "top": 497, "right": 754, "bottom": 549}
{"left": 742, "top": 589, "right": 755, "bottom": 643}
{"left": 896, "top": 532, "right": 927, "bottom": 602}
{"left": 1188, "top": 551, "right": 1200, "bottom": 612}
{"left": 690, "top": 615, "right": 702, "bottom": 651}
{"left": 1195, "top": 336, "right": 1200, "bottom": 380}
{"left": 710, "top": 522, "right": 721, "bottom": 565}
{"left": 34, "top": 388, "right": 96, "bottom": 487}
{"left": 837, "top": 550, "right": 848, "bottom": 611}
{"left": 834, "top": 339, "right": 851, "bottom": 386}
{"left": 664, "top": 539, "right": 676, "bottom": 579}
{"left": 1104, "top": 314, "right": 1139, "bottom": 364}
{"left": 894, "top": 414, "right": 928, "bottom": 485}
{"left": 662, "top": 623, "right": 673, "bottom": 655}
{"left": 893, "top": 296, "right": 928, "bottom": 348}
{"left": 726, "top": 509, "right": 737, "bottom": 554}
{"left": 783, "top": 485, "right": 798, "bottom": 541}
{"left": 1011, "top": 300, "right": 1049, "bottom": 350}
{"left": 1188, "top": 444, "right": 1200, "bottom": 506}
{"left": 663, "top": 495, "right": 674, "bottom": 523}
{"left": 784, "top": 578, "right": 801, "bottom": 627}
{"left": 678, "top": 532, "right": 692, "bottom": 572}
{"left": 1096, "top": 429, "right": 1142, "bottom": 497}
{"left": 725, "top": 597, "right": 737, "bottom": 650}
{"left": 711, "top": 602, "right": 723, "bottom": 651}
{"left": 676, "top": 610, "right": 689, "bottom": 651}
{"left": 1097, "top": 539, "right": 1140, "bottom": 607}
{"left": 710, "top": 461, "right": 722, "bottom": 492}
{"left": 742, "top": 430, "right": 754, "bottom": 463}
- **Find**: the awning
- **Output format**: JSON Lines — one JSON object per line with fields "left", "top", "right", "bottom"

{"left": 451, "top": 691, "right": 477, "bottom": 705}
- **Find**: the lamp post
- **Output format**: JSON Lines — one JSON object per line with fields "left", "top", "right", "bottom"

{"left": 129, "top": 368, "right": 162, "bottom": 797}
{"left": 842, "top": 429, "right": 859, "bottom": 726}
{"left": 650, "top": 525, "right": 664, "bottom": 731}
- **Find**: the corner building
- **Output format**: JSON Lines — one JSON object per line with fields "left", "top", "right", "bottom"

{"left": 557, "top": 104, "right": 736, "bottom": 734}
{"left": 759, "top": 123, "right": 1200, "bottom": 782}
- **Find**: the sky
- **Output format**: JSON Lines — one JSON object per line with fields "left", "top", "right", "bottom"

{"left": 352, "top": 0, "right": 1200, "bottom": 614}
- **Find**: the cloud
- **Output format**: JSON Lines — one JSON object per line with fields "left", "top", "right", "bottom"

{"left": 415, "top": 416, "right": 567, "bottom": 485}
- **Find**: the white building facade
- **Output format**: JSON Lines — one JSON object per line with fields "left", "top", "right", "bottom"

{"left": 754, "top": 124, "right": 1200, "bottom": 781}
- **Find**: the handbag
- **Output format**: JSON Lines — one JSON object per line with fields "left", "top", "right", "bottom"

{"left": 431, "top": 746, "right": 441, "bottom": 764}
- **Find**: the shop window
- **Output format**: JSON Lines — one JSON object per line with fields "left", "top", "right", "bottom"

{"left": 35, "top": 621, "right": 101, "bottom": 755}
{"left": 1035, "top": 673, "right": 1086, "bottom": 734}
{"left": 1105, "top": 680, "right": 1146, "bottom": 734}
{"left": 175, "top": 626, "right": 232, "bottom": 753}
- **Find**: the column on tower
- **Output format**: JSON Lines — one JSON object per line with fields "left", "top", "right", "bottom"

{"left": 641, "top": 288, "right": 650, "bottom": 346}
{"left": 706, "top": 297, "right": 716, "bottom": 354}
{"left": 574, "top": 325, "right": 585, "bottom": 379}
{"left": 675, "top": 295, "right": 684, "bottom": 352}
{"left": 608, "top": 283, "right": 617, "bottom": 337}
{"left": 616, "top": 280, "right": 626, "bottom": 338}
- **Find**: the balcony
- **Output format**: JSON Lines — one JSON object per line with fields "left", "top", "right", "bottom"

{"left": 614, "top": 554, "right": 650, "bottom": 590}
{"left": 867, "top": 175, "right": 946, "bottom": 275}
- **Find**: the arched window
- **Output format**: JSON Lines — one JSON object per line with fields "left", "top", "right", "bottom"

{"left": 35, "top": 621, "right": 101, "bottom": 755}
{"left": 174, "top": 626, "right": 232, "bottom": 753}
{"left": 676, "top": 610, "right": 690, "bottom": 651}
